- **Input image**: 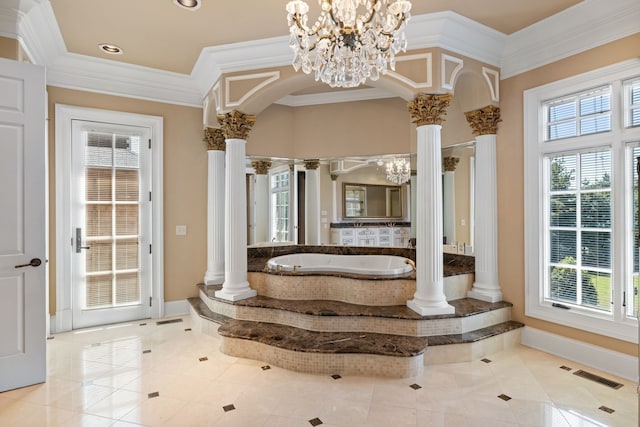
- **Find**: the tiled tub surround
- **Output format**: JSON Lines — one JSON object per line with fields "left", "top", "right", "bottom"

{"left": 198, "top": 284, "right": 513, "bottom": 337}
{"left": 248, "top": 245, "right": 475, "bottom": 302}
{"left": 219, "top": 320, "right": 428, "bottom": 378}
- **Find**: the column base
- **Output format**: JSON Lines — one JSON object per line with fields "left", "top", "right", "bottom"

{"left": 406, "top": 299, "right": 455, "bottom": 316}
{"left": 467, "top": 287, "right": 503, "bottom": 303}
{"left": 204, "top": 271, "right": 224, "bottom": 285}
{"left": 215, "top": 283, "right": 257, "bottom": 302}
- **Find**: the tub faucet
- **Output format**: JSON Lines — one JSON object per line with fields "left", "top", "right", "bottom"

{"left": 405, "top": 259, "right": 416, "bottom": 271}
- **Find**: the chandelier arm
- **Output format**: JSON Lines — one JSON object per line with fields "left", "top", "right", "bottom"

{"left": 380, "top": 15, "right": 409, "bottom": 36}
{"left": 291, "top": 14, "right": 322, "bottom": 38}
{"left": 327, "top": 5, "right": 346, "bottom": 31}
{"left": 360, "top": 0, "right": 380, "bottom": 26}
{"left": 307, "top": 33, "right": 334, "bottom": 52}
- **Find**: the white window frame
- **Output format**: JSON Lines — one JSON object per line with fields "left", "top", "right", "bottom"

{"left": 269, "top": 166, "right": 290, "bottom": 242}
{"left": 524, "top": 59, "right": 640, "bottom": 343}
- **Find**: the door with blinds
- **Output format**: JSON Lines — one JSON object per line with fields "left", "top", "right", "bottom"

{"left": 71, "top": 120, "right": 151, "bottom": 328}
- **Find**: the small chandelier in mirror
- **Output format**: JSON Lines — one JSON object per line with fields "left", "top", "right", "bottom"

{"left": 386, "top": 157, "right": 410, "bottom": 184}
{"left": 286, "top": 0, "right": 412, "bottom": 88}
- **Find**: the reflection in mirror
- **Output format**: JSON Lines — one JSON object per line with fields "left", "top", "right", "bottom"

{"left": 245, "top": 149, "right": 474, "bottom": 251}
{"left": 442, "top": 142, "right": 475, "bottom": 254}
{"left": 343, "top": 183, "right": 403, "bottom": 219}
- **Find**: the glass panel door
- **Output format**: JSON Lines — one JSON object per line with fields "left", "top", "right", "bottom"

{"left": 72, "top": 121, "right": 151, "bottom": 328}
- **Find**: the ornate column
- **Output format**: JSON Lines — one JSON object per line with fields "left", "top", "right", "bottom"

{"left": 442, "top": 156, "right": 459, "bottom": 245}
{"left": 330, "top": 174, "right": 339, "bottom": 223}
{"left": 204, "top": 128, "right": 226, "bottom": 285}
{"left": 289, "top": 163, "right": 296, "bottom": 243}
{"left": 410, "top": 169, "right": 417, "bottom": 241}
{"left": 304, "top": 159, "right": 321, "bottom": 245}
{"left": 251, "top": 160, "right": 272, "bottom": 243}
{"left": 215, "top": 110, "right": 257, "bottom": 301}
{"left": 406, "top": 94, "right": 455, "bottom": 315}
{"left": 466, "top": 105, "right": 503, "bottom": 302}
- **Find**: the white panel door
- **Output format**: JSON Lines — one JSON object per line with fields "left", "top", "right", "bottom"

{"left": 0, "top": 58, "right": 47, "bottom": 392}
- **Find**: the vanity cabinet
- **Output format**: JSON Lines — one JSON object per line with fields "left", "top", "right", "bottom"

{"left": 331, "top": 225, "right": 411, "bottom": 247}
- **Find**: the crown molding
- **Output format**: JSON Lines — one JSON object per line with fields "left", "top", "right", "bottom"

{"left": 405, "top": 11, "right": 506, "bottom": 67}
{"left": 191, "top": 35, "right": 292, "bottom": 95}
{"left": 47, "top": 53, "right": 202, "bottom": 107}
{"left": 9, "top": 0, "right": 639, "bottom": 107}
{"left": 501, "top": 0, "right": 640, "bottom": 79}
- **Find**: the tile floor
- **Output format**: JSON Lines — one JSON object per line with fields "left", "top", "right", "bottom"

{"left": 0, "top": 316, "right": 637, "bottom": 426}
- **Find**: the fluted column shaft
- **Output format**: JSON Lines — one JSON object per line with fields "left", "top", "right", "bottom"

{"left": 331, "top": 174, "right": 338, "bottom": 223}
{"left": 466, "top": 106, "right": 503, "bottom": 302}
{"left": 406, "top": 94, "right": 454, "bottom": 315}
{"left": 251, "top": 160, "right": 272, "bottom": 243}
{"left": 442, "top": 157, "right": 459, "bottom": 246}
{"left": 215, "top": 111, "right": 257, "bottom": 301}
{"left": 204, "top": 128, "right": 225, "bottom": 285}
{"left": 304, "top": 159, "right": 320, "bottom": 245}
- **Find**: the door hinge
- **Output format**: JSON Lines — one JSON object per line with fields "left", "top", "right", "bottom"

{"left": 149, "top": 191, "right": 152, "bottom": 202}
{"left": 148, "top": 138, "right": 151, "bottom": 149}
{"left": 149, "top": 296, "right": 152, "bottom": 307}
{"left": 149, "top": 244, "right": 152, "bottom": 254}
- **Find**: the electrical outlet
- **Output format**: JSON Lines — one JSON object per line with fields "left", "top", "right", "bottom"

{"left": 176, "top": 225, "right": 187, "bottom": 236}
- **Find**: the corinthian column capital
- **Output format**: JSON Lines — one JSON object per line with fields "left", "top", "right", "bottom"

{"left": 443, "top": 156, "right": 460, "bottom": 172}
{"left": 407, "top": 93, "right": 453, "bottom": 126}
{"left": 204, "top": 127, "right": 226, "bottom": 151}
{"left": 465, "top": 105, "right": 501, "bottom": 135}
{"left": 217, "top": 110, "right": 256, "bottom": 140}
{"left": 251, "top": 160, "right": 272, "bottom": 175}
{"left": 304, "top": 159, "right": 320, "bottom": 170}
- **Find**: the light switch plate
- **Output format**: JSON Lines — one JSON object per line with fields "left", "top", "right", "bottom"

{"left": 176, "top": 225, "right": 187, "bottom": 236}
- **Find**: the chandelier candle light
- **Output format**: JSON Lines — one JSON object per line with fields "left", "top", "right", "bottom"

{"left": 286, "top": 0, "right": 412, "bottom": 88}
{"left": 386, "top": 157, "right": 410, "bottom": 184}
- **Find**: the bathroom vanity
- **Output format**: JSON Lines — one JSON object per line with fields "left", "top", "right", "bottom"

{"left": 330, "top": 222, "right": 411, "bottom": 247}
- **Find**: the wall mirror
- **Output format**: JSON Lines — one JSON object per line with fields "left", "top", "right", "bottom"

{"left": 343, "top": 183, "right": 403, "bottom": 219}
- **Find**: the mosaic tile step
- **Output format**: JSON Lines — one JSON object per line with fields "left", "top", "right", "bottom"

{"left": 188, "top": 297, "right": 230, "bottom": 325}
{"left": 426, "top": 321, "right": 524, "bottom": 346}
{"left": 198, "top": 283, "right": 512, "bottom": 320}
{"left": 217, "top": 319, "right": 428, "bottom": 357}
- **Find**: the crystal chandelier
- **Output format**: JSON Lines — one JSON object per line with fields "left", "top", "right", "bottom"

{"left": 286, "top": 0, "right": 412, "bottom": 88}
{"left": 385, "top": 157, "right": 410, "bottom": 184}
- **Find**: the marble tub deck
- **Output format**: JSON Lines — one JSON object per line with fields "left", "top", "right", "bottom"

{"left": 247, "top": 245, "right": 475, "bottom": 278}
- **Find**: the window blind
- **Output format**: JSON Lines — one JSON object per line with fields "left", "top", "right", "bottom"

{"left": 84, "top": 131, "right": 141, "bottom": 309}
{"left": 547, "top": 150, "right": 612, "bottom": 311}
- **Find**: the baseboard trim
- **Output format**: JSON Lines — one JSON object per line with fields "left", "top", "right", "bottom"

{"left": 521, "top": 326, "right": 638, "bottom": 382}
{"left": 164, "top": 299, "right": 190, "bottom": 318}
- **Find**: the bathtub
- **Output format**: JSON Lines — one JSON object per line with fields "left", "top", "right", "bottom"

{"left": 266, "top": 253, "right": 413, "bottom": 277}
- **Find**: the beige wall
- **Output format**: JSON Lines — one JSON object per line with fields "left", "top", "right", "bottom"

{"left": 250, "top": 97, "right": 416, "bottom": 158}
{"left": 499, "top": 33, "right": 640, "bottom": 357}
{"left": 0, "top": 36, "right": 19, "bottom": 60}
{"left": 46, "top": 87, "right": 207, "bottom": 313}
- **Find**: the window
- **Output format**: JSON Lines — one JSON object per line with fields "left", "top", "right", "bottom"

{"left": 525, "top": 59, "right": 640, "bottom": 343}
{"left": 270, "top": 169, "right": 290, "bottom": 242}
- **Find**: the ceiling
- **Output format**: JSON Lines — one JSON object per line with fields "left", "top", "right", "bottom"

{"left": 49, "top": 0, "right": 583, "bottom": 75}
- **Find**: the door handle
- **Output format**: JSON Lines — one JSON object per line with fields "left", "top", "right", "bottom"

{"left": 15, "top": 258, "right": 42, "bottom": 268}
{"left": 75, "top": 227, "right": 91, "bottom": 253}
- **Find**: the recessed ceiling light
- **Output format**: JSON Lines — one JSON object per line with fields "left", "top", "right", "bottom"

{"left": 173, "top": 0, "right": 201, "bottom": 10}
{"left": 98, "top": 43, "right": 123, "bottom": 55}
